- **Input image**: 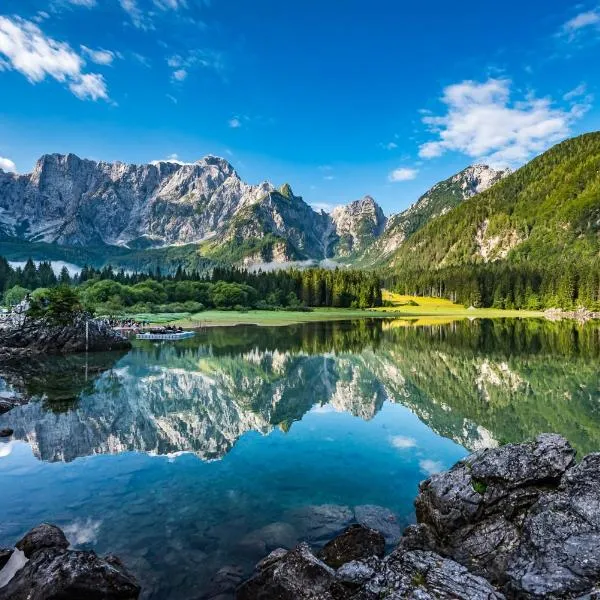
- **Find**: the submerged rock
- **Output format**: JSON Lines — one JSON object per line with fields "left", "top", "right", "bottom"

{"left": 318, "top": 524, "right": 385, "bottom": 568}
{"left": 238, "top": 434, "right": 600, "bottom": 599}
{"left": 0, "top": 523, "right": 140, "bottom": 600}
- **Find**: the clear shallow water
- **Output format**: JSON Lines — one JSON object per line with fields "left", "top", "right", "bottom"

{"left": 1, "top": 318, "right": 600, "bottom": 598}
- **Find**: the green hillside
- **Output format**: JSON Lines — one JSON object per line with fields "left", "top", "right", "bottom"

{"left": 390, "top": 132, "right": 600, "bottom": 269}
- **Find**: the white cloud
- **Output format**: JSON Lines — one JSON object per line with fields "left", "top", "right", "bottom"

{"left": 390, "top": 435, "right": 417, "bottom": 449}
{"left": 419, "top": 459, "right": 443, "bottom": 476}
{"left": 323, "top": 175, "right": 336, "bottom": 181}
{"left": 81, "top": 45, "right": 118, "bottom": 66}
{"left": 388, "top": 167, "right": 418, "bottom": 182}
{"left": 172, "top": 68, "right": 187, "bottom": 81}
{"left": 561, "top": 9, "right": 600, "bottom": 39}
{"left": 228, "top": 117, "right": 241, "bottom": 128}
{"left": 418, "top": 78, "right": 589, "bottom": 166}
{"left": 0, "top": 157, "right": 17, "bottom": 173}
{"left": 119, "top": 0, "right": 153, "bottom": 30}
{"left": 0, "top": 16, "right": 108, "bottom": 101}
{"left": 67, "top": 0, "right": 97, "bottom": 6}
{"left": 380, "top": 141, "right": 398, "bottom": 150}
{"left": 69, "top": 72, "right": 108, "bottom": 100}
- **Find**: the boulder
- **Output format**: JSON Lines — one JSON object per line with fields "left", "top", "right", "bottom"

{"left": 0, "top": 523, "right": 140, "bottom": 600}
{"left": 504, "top": 453, "right": 600, "bottom": 598}
{"left": 0, "top": 314, "right": 131, "bottom": 356}
{"left": 286, "top": 504, "right": 354, "bottom": 543}
{"left": 0, "top": 548, "right": 141, "bottom": 600}
{"left": 318, "top": 524, "right": 385, "bottom": 568}
{"left": 353, "top": 505, "right": 402, "bottom": 544}
{"left": 356, "top": 549, "right": 505, "bottom": 599}
{"left": 16, "top": 523, "right": 69, "bottom": 558}
{"left": 236, "top": 543, "right": 350, "bottom": 600}
{"left": 406, "top": 434, "right": 577, "bottom": 582}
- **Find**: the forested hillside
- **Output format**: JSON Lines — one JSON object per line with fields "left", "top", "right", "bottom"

{"left": 390, "top": 132, "right": 600, "bottom": 269}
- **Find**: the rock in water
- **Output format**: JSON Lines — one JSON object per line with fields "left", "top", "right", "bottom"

{"left": 318, "top": 524, "right": 385, "bottom": 568}
{"left": 0, "top": 549, "right": 141, "bottom": 600}
{"left": 16, "top": 523, "right": 69, "bottom": 558}
{"left": 0, "top": 523, "right": 140, "bottom": 600}
{"left": 236, "top": 543, "right": 348, "bottom": 600}
{"left": 0, "top": 429, "right": 12, "bottom": 437}
{"left": 0, "top": 314, "right": 131, "bottom": 357}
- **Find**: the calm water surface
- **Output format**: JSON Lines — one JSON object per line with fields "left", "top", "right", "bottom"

{"left": 1, "top": 318, "right": 600, "bottom": 598}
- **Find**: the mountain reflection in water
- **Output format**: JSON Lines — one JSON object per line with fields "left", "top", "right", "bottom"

{"left": 2, "top": 318, "right": 600, "bottom": 460}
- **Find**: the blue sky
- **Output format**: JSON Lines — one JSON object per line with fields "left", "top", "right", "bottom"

{"left": 0, "top": 0, "right": 599, "bottom": 216}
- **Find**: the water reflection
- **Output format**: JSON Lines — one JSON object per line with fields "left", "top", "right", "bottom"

{"left": 1, "top": 318, "right": 600, "bottom": 459}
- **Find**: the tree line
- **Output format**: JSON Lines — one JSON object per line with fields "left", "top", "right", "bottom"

{"left": 385, "top": 261, "right": 600, "bottom": 310}
{"left": 0, "top": 257, "right": 382, "bottom": 312}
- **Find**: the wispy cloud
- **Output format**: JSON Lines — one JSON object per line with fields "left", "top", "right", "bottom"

{"left": 0, "top": 157, "right": 17, "bottom": 173}
{"left": 418, "top": 78, "right": 590, "bottom": 166}
{"left": 167, "top": 49, "right": 225, "bottom": 83}
{"left": 81, "top": 45, "right": 119, "bottom": 66}
{"left": 0, "top": 16, "right": 108, "bottom": 101}
{"left": 388, "top": 167, "right": 418, "bottom": 182}
{"left": 560, "top": 8, "right": 600, "bottom": 41}
{"left": 380, "top": 141, "right": 398, "bottom": 150}
{"left": 311, "top": 202, "right": 338, "bottom": 213}
{"left": 153, "top": 0, "right": 188, "bottom": 9}
{"left": 228, "top": 117, "right": 241, "bottom": 128}
{"left": 67, "top": 0, "right": 97, "bottom": 6}
{"left": 119, "top": 0, "right": 153, "bottom": 30}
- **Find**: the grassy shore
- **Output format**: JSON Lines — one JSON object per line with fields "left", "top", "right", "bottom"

{"left": 126, "top": 293, "right": 543, "bottom": 328}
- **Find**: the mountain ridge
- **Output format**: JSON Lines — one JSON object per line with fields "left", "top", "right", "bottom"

{"left": 0, "top": 151, "right": 512, "bottom": 269}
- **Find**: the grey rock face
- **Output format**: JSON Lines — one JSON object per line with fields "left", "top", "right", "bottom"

{"left": 330, "top": 196, "right": 386, "bottom": 257}
{"left": 238, "top": 435, "right": 600, "bottom": 600}
{"left": 318, "top": 524, "right": 385, "bottom": 568}
{"left": 16, "top": 523, "right": 69, "bottom": 558}
{"left": 407, "top": 434, "right": 579, "bottom": 588}
{"left": 0, "top": 523, "right": 140, "bottom": 600}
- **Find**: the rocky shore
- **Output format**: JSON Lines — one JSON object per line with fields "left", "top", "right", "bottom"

{"left": 0, "top": 314, "right": 131, "bottom": 359}
{"left": 237, "top": 434, "right": 600, "bottom": 599}
{"left": 0, "top": 523, "right": 140, "bottom": 599}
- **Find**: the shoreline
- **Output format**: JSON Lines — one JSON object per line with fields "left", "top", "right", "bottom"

{"left": 125, "top": 307, "right": 548, "bottom": 329}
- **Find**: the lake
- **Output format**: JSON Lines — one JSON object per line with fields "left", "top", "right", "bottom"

{"left": 1, "top": 318, "right": 599, "bottom": 599}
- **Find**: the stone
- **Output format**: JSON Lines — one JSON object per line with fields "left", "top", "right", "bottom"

{"left": 286, "top": 504, "right": 354, "bottom": 543}
{"left": 16, "top": 523, "right": 69, "bottom": 558}
{"left": 0, "top": 314, "right": 131, "bottom": 356}
{"left": 504, "top": 452, "right": 600, "bottom": 598}
{"left": 0, "top": 428, "right": 12, "bottom": 437}
{"left": 236, "top": 542, "right": 350, "bottom": 600}
{"left": 238, "top": 522, "right": 298, "bottom": 555}
{"left": 408, "top": 434, "right": 577, "bottom": 582}
{"left": 354, "top": 504, "right": 402, "bottom": 544}
{"left": 318, "top": 524, "right": 385, "bottom": 568}
{"left": 358, "top": 549, "right": 505, "bottom": 600}
{"left": 0, "top": 549, "right": 12, "bottom": 570}
{"left": 0, "top": 548, "right": 141, "bottom": 600}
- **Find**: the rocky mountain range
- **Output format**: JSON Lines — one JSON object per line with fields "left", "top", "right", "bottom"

{"left": 0, "top": 152, "right": 510, "bottom": 268}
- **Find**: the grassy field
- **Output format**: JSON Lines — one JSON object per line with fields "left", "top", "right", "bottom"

{"left": 124, "top": 292, "right": 543, "bottom": 328}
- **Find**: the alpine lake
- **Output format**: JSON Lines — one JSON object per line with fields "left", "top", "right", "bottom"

{"left": 1, "top": 317, "right": 599, "bottom": 599}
